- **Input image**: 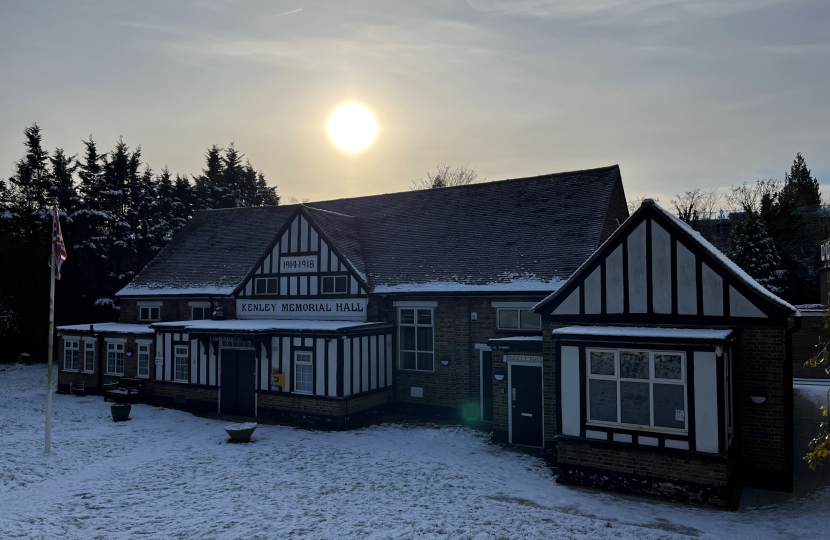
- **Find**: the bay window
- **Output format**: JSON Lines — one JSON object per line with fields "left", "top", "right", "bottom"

{"left": 587, "top": 348, "right": 687, "bottom": 433}
{"left": 399, "top": 308, "right": 434, "bottom": 371}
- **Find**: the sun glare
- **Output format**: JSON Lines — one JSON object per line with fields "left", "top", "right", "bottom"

{"left": 328, "top": 104, "right": 376, "bottom": 152}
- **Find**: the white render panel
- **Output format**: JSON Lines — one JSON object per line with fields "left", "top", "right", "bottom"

{"left": 613, "top": 433, "right": 633, "bottom": 443}
{"left": 294, "top": 337, "right": 301, "bottom": 347}
{"left": 694, "top": 351, "right": 720, "bottom": 453}
{"left": 209, "top": 341, "right": 217, "bottom": 386}
{"left": 350, "top": 276, "right": 358, "bottom": 295}
{"left": 164, "top": 333, "right": 172, "bottom": 381}
{"left": 300, "top": 276, "right": 308, "bottom": 296}
{"left": 280, "top": 230, "right": 289, "bottom": 253}
{"left": 272, "top": 243, "right": 279, "bottom": 266}
{"left": 628, "top": 220, "right": 647, "bottom": 313}
{"left": 271, "top": 336, "right": 280, "bottom": 375}
{"left": 378, "top": 335, "right": 386, "bottom": 388}
{"left": 344, "top": 338, "right": 352, "bottom": 396}
{"left": 263, "top": 254, "right": 271, "bottom": 274}
{"left": 260, "top": 342, "right": 268, "bottom": 390}
{"left": 282, "top": 337, "right": 291, "bottom": 391}
{"left": 255, "top": 265, "right": 261, "bottom": 275}
{"left": 676, "top": 242, "right": 697, "bottom": 315}
{"left": 310, "top": 228, "right": 318, "bottom": 250}
{"left": 702, "top": 263, "right": 724, "bottom": 316}
{"left": 315, "top": 338, "right": 325, "bottom": 396}
{"left": 190, "top": 339, "right": 198, "bottom": 384}
{"left": 304, "top": 338, "right": 313, "bottom": 347}
{"left": 638, "top": 436, "right": 658, "bottom": 446}
{"left": 174, "top": 333, "right": 180, "bottom": 342}
{"left": 199, "top": 341, "right": 207, "bottom": 385}
{"left": 584, "top": 267, "right": 601, "bottom": 314}
{"left": 290, "top": 216, "right": 299, "bottom": 252}
{"left": 331, "top": 253, "right": 339, "bottom": 272}
{"left": 245, "top": 281, "right": 252, "bottom": 296}
{"left": 280, "top": 276, "right": 287, "bottom": 296}
{"left": 181, "top": 333, "right": 188, "bottom": 342}
{"left": 386, "top": 334, "right": 393, "bottom": 387}
{"left": 300, "top": 216, "right": 309, "bottom": 252}
{"left": 560, "top": 346, "right": 581, "bottom": 437}
{"left": 321, "top": 242, "right": 329, "bottom": 272}
{"left": 155, "top": 333, "right": 163, "bottom": 380}
{"left": 606, "top": 245, "right": 624, "bottom": 314}
{"left": 665, "top": 439, "right": 690, "bottom": 450}
{"left": 361, "top": 336, "right": 369, "bottom": 393}
{"left": 352, "top": 338, "right": 360, "bottom": 393}
{"left": 585, "top": 430, "right": 608, "bottom": 440}
{"left": 552, "top": 287, "right": 580, "bottom": 315}
{"left": 290, "top": 277, "right": 298, "bottom": 296}
{"left": 651, "top": 221, "right": 672, "bottom": 313}
{"left": 310, "top": 276, "right": 318, "bottom": 296}
{"left": 328, "top": 339, "right": 337, "bottom": 397}
{"left": 729, "top": 286, "right": 767, "bottom": 318}
{"left": 370, "top": 336, "right": 378, "bottom": 390}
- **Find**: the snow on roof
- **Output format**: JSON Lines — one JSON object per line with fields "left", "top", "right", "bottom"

{"left": 651, "top": 203, "right": 795, "bottom": 313}
{"left": 795, "top": 304, "right": 825, "bottom": 310}
{"left": 488, "top": 336, "right": 543, "bottom": 342}
{"left": 151, "top": 319, "right": 389, "bottom": 332}
{"left": 117, "top": 284, "right": 236, "bottom": 296}
{"left": 552, "top": 326, "right": 733, "bottom": 341}
{"left": 373, "top": 276, "right": 565, "bottom": 294}
{"left": 57, "top": 323, "right": 153, "bottom": 335}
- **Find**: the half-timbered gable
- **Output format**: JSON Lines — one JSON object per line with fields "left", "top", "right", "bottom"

{"left": 534, "top": 199, "right": 794, "bottom": 326}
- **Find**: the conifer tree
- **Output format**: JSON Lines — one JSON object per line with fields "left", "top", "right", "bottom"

{"left": 193, "top": 145, "right": 223, "bottom": 210}
{"left": 171, "top": 173, "right": 194, "bottom": 231}
{"left": 49, "top": 148, "right": 78, "bottom": 214}
{"left": 729, "top": 212, "right": 784, "bottom": 292}
{"left": 780, "top": 152, "right": 821, "bottom": 209}
{"left": 221, "top": 143, "right": 245, "bottom": 208}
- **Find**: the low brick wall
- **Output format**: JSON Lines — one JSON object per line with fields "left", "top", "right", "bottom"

{"left": 151, "top": 381, "right": 218, "bottom": 413}
{"left": 258, "top": 389, "right": 393, "bottom": 429}
{"left": 557, "top": 439, "right": 736, "bottom": 508}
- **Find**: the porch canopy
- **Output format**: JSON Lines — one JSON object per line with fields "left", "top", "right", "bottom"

{"left": 57, "top": 322, "right": 153, "bottom": 336}
{"left": 551, "top": 326, "right": 734, "bottom": 345}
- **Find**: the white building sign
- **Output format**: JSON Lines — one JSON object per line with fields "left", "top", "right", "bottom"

{"left": 505, "top": 355, "right": 543, "bottom": 364}
{"left": 278, "top": 255, "right": 317, "bottom": 273}
{"left": 237, "top": 298, "right": 368, "bottom": 321}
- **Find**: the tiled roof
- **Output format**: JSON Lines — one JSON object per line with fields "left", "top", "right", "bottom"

{"left": 118, "top": 165, "right": 627, "bottom": 296}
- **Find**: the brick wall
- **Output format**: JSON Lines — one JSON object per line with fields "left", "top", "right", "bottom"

{"left": 57, "top": 333, "right": 153, "bottom": 394}
{"left": 258, "top": 388, "right": 393, "bottom": 428}
{"left": 792, "top": 314, "right": 830, "bottom": 379}
{"left": 150, "top": 381, "right": 218, "bottom": 412}
{"left": 119, "top": 297, "right": 236, "bottom": 323}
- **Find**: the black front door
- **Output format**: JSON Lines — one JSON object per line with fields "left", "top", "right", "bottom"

{"left": 511, "top": 364, "right": 543, "bottom": 446}
{"left": 481, "top": 351, "right": 493, "bottom": 422}
{"left": 220, "top": 349, "right": 256, "bottom": 416}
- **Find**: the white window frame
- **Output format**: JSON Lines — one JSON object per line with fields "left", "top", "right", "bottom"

{"left": 496, "top": 308, "right": 542, "bottom": 330}
{"left": 83, "top": 341, "right": 95, "bottom": 373}
{"left": 173, "top": 345, "right": 190, "bottom": 382}
{"left": 106, "top": 340, "right": 126, "bottom": 376}
{"left": 139, "top": 306, "right": 161, "bottom": 321}
{"left": 63, "top": 339, "right": 79, "bottom": 371}
{"left": 585, "top": 348, "right": 688, "bottom": 435}
{"left": 136, "top": 340, "right": 152, "bottom": 378}
{"left": 398, "top": 307, "right": 435, "bottom": 372}
{"left": 321, "top": 275, "right": 349, "bottom": 294}
{"left": 293, "top": 350, "right": 314, "bottom": 394}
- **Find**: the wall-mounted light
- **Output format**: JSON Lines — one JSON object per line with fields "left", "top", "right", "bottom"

{"left": 750, "top": 388, "right": 768, "bottom": 404}
{"left": 440, "top": 355, "right": 451, "bottom": 366}
{"left": 126, "top": 347, "right": 134, "bottom": 357}
{"left": 494, "top": 367, "right": 505, "bottom": 381}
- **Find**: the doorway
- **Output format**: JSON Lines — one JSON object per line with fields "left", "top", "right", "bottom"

{"left": 509, "top": 363, "right": 543, "bottom": 447}
{"left": 220, "top": 349, "right": 256, "bottom": 416}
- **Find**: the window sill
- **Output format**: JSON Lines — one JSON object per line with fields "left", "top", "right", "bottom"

{"left": 82, "top": 370, "right": 94, "bottom": 374}
{"left": 63, "top": 369, "right": 79, "bottom": 373}
{"left": 106, "top": 372, "right": 125, "bottom": 377}
{"left": 136, "top": 374, "right": 150, "bottom": 379}
{"left": 397, "top": 368, "right": 436, "bottom": 373}
{"left": 585, "top": 421, "right": 687, "bottom": 436}
{"left": 293, "top": 390, "right": 313, "bottom": 395}
{"left": 173, "top": 379, "right": 189, "bottom": 383}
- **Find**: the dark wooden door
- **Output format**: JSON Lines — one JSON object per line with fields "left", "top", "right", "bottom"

{"left": 511, "top": 365, "right": 543, "bottom": 447}
{"left": 481, "top": 351, "right": 493, "bottom": 422}
{"left": 236, "top": 350, "right": 256, "bottom": 417}
{"left": 220, "top": 350, "right": 238, "bottom": 414}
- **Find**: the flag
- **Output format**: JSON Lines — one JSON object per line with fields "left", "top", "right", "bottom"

{"left": 52, "top": 208, "right": 67, "bottom": 280}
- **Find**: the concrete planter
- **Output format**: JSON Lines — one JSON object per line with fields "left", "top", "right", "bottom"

{"left": 225, "top": 422, "right": 257, "bottom": 443}
{"left": 110, "top": 403, "right": 131, "bottom": 422}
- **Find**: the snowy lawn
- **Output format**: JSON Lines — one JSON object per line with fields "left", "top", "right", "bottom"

{"left": 1, "top": 365, "right": 829, "bottom": 540}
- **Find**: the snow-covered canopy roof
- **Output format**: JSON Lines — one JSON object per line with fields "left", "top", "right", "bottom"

{"left": 57, "top": 323, "right": 153, "bottom": 335}
{"left": 552, "top": 326, "right": 734, "bottom": 341}
{"left": 151, "top": 319, "right": 393, "bottom": 334}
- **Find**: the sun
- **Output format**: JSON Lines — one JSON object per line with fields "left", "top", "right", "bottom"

{"left": 328, "top": 103, "right": 376, "bottom": 152}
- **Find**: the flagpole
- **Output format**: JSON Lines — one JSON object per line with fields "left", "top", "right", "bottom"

{"left": 45, "top": 231, "right": 56, "bottom": 453}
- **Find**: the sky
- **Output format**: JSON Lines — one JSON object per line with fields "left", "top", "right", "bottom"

{"left": 1, "top": 0, "right": 829, "bottom": 205}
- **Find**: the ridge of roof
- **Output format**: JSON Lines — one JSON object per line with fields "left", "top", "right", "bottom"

{"left": 301, "top": 205, "right": 355, "bottom": 218}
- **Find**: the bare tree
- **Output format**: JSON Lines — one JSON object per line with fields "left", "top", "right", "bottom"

{"left": 670, "top": 189, "right": 722, "bottom": 227}
{"left": 411, "top": 163, "right": 482, "bottom": 190}
{"left": 627, "top": 196, "right": 660, "bottom": 215}
{"left": 724, "top": 179, "right": 780, "bottom": 214}
{"left": 286, "top": 196, "right": 310, "bottom": 205}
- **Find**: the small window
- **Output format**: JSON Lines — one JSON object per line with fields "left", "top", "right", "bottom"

{"left": 221, "top": 337, "right": 254, "bottom": 349}
{"left": 139, "top": 306, "right": 160, "bottom": 321}
{"left": 174, "top": 345, "right": 189, "bottom": 382}
{"left": 63, "top": 341, "right": 79, "bottom": 371}
{"left": 497, "top": 308, "right": 541, "bottom": 330}
{"left": 106, "top": 342, "right": 125, "bottom": 375}
{"left": 83, "top": 342, "right": 95, "bottom": 372}
{"left": 399, "top": 308, "right": 434, "bottom": 371}
{"left": 321, "top": 275, "right": 349, "bottom": 294}
{"left": 255, "top": 277, "right": 279, "bottom": 295}
{"left": 191, "top": 306, "right": 210, "bottom": 320}
{"left": 294, "top": 351, "right": 313, "bottom": 393}
{"left": 137, "top": 344, "right": 151, "bottom": 378}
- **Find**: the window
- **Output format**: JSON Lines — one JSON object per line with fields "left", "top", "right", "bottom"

{"left": 106, "top": 342, "right": 125, "bottom": 375}
{"left": 255, "top": 277, "right": 279, "bottom": 295}
{"left": 139, "top": 306, "right": 160, "bottom": 321}
{"left": 221, "top": 337, "right": 254, "bottom": 349}
{"left": 63, "top": 341, "right": 79, "bottom": 371}
{"left": 174, "top": 345, "right": 189, "bottom": 382}
{"left": 497, "top": 308, "right": 541, "bottom": 330}
{"left": 586, "top": 348, "right": 687, "bottom": 433}
{"left": 137, "top": 344, "right": 150, "bottom": 378}
{"left": 399, "top": 308, "right": 434, "bottom": 371}
{"left": 294, "top": 351, "right": 313, "bottom": 393}
{"left": 84, "top": 342, "right": 95, "bottom": 372}
{"left": 191, "top": 306, "right": 210, "bottom": 320}
{"left": 321, "top": 275, "right": 349, "bottom": 294}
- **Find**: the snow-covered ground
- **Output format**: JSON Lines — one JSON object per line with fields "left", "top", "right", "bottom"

{"left": 1, "top": 365, "right": 829, "bottom": 540}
